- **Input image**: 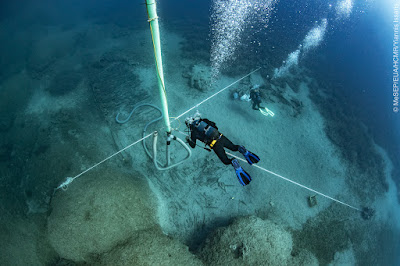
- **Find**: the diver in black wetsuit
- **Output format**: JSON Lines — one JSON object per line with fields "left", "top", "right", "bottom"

{"left": 185, "top": 111, "right": 260, "bottom": 186}
{"left": 250, "top": 88, "right": 262, "bottom": 110}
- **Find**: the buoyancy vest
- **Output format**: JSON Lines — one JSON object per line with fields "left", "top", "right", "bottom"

{"left": 192, "top": 120, "right": 220, "bottom": 143}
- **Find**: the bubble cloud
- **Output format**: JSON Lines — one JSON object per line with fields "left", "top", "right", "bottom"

{"left": 273, "top": 18, "right": 328, "bottom": 79}
{"left": 210, "top": 0, "right": 277, "bottom": 79}
{"left": 336, "top": 0, "right": 354, "bottom": 19}
{"left": 302, "top": 18, "right": 328, "bottom": 52}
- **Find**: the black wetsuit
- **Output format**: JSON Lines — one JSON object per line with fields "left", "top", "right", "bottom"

{"left": 188, "top": 119, "right": 239, "bottom": 165}
{"left": 250, "top": 90, "right": 262, "bottom": 110}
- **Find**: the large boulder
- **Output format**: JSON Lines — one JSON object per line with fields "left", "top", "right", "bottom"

{"left": 288, "top": 250, "right": 319, "bottom": 265}
{"left": 47, "top": 170, "right": 157, "bottom": 262}
{"left": 199, "top": 216, "right": 293, "bottom": 266}
{"left": 99, "top": 228, "right": 204, "bottom": 266}
{"left": 0, "top": 213, "right": 56, "bottom": 265}
{"left": 183, "top": 64, "right": 211, "bottom": 92}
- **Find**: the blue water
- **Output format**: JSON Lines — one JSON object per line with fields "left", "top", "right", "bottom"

{"left": 0, "top": 0, "right": 399, "bottom": 265}
{"left": 317, "top": 1, "right": 400, "bottom": 183}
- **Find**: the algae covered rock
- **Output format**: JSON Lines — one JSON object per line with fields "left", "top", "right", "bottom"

{"left": 0, "top": 213, "right": 56, "bottom": 265}
{"left": 47, "top": 170, "right": 157, "bottom": 262}
{"left": 184, "top": 64, "right": 211, "bottom": 92}
{"left": 288, "top": 250, "right": 319, "bottom": 265}
{"left": 99, "top": 228, "right": 204, "bottom": 266}
{"left": 200, "top": 216, "right": 293, "bottom": 266}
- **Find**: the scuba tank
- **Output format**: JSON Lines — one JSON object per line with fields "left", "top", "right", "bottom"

{"left": 192, "top": 120, "right": 220, "bottom": 143}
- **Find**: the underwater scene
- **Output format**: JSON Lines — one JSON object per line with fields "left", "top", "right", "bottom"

{"left": 0, "top": 0, "right": 399, "bottom": 265}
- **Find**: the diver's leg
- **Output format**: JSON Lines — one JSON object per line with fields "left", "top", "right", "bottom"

{"left": 214, "top": 140, "right": 252, "bottom": 185}
{"left": 238, "top": 145, "right": 260, "bottom": 165}
{"left": 212, "top": 143, "right": 232, "bottom": 165}
{"left": 214, "top": 138, "right": 252, "bottom": 185}
{"left": 231, "top": 158, "right": 252, "bottom": 185}
{"left": 220, "top": 136, "right": 239, "bottom": 152}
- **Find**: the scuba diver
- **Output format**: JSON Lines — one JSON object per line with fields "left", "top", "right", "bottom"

{"left": 185, "top": 111, "right": 260, "bottom": 186}
{"left": 250, "top": 87, "right": 262, "bottom": 110}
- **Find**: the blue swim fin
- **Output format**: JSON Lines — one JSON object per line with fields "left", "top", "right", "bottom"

{"left": 232, "top": 159, "right": 252, "bottom": 186}
{"left": 238, "top": 146, "right": 260, "bottom": 165}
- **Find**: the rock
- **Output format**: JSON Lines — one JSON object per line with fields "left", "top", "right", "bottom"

{"left": 98, "top": 228, "right": 204, "bottom": 266}
{"left": 0, "top": 213, "right": 56, "bottom": 265}
{"left": 47, "top": 170, "right": 157, "bottom": 262}
{"left": 328, "top": 248, "right": 356, "bottom": 265}
{"left": 185, "top": 64, "right": 211, "bottom": 92}
{"left": 199, "top": 216, "right": 293, "bottom": 266}
{"left": 288, "top": 250, "right": 319, "bottom": 266}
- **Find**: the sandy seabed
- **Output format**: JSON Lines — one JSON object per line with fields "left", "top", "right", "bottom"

{"left": 0, "top": 19, "right": 399, "bottom": 265}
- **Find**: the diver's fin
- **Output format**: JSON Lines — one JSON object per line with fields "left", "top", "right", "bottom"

{"left": 238, "top": 146, "right": 260, "bottom": 165}
{"left": 231, "top": 159, "right": 252, "bottom": 186}
{"left": 259, "top": 107, "right": 275, "bottom": 117}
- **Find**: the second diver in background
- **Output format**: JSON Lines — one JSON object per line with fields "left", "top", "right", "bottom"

{"left": 249, "top": 86, "right": 275, "bottom": 117}
{"left": 250, "top": 87, "right": 263, "bottom": 110}
{"left": 185, "top": 111, "right": 260, "bottom": 186}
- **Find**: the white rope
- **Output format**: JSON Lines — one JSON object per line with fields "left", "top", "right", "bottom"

{"left": 175, "top": 129, "right": 361, "bottom": 211}
{"left": 227, "top": 152, "right": 362, "bottom": 212}
{"left": 55, "top": 132, "right": 155, "bottom": 192}
{"left": 56, "top": 67, "right": 359, "bottom": 213}
{"left": 172, "top": 74, "right": 361, "bottom": 212}
{"left": 174, "top": 67, "right": 261, "bottom": 120}
{"left": 54, "top": 68, "right": 261, "bottom": 193}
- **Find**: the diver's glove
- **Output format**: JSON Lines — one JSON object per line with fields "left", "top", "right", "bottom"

{"left": 231, "top": 159, "right": 252, "bottom": 186}
{"left": 238, "top": 146, "right": 260, "bottom": 165}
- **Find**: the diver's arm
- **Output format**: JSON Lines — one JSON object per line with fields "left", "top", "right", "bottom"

{"left": 187, "top": 132, "right": 196, "bottom": 148}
